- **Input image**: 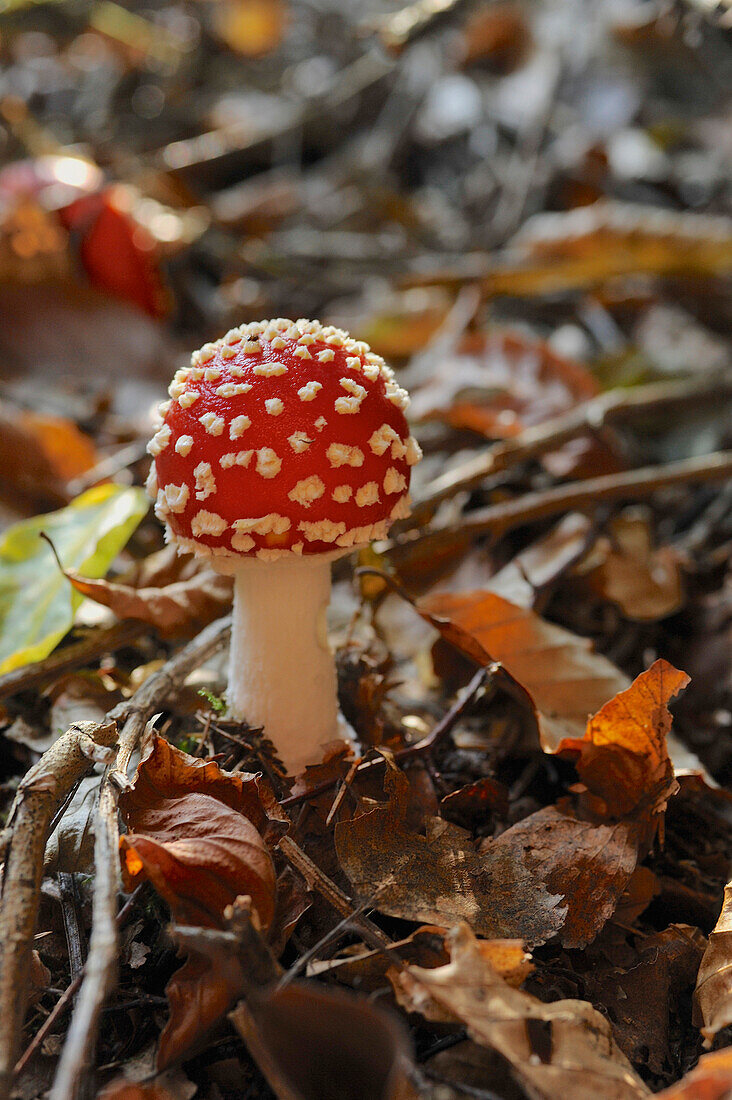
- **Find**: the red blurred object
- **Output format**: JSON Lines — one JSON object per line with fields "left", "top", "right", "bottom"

{"left": 59, "top": 188, "right": 169, "bottom": 319}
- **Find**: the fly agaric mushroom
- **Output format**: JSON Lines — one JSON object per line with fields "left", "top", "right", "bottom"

{"left": 147, "top": 318, "right": 421, "bottom": 773}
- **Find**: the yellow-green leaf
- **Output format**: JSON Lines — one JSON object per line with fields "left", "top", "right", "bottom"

{"left": 0, "top": 484, "right": 148, "bottom": 674}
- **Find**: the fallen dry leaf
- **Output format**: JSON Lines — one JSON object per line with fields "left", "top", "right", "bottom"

{"left": 119, "top": 735, "right": 280, "bottom": 929}
{"left": 418, "top": 589, "right": 628, "bottom": 746}
{"left": 230, "top": 982, "right": 418, "bottom": 1100}
{"left": 393, "top": 922, "right": 650, "bottom": 1100}
{"left": 119, "top": 736, "right": 286, "bottom": 1067}
{"left": 555, "top": 659, "right": 690, "bottom": 822}
{"left": 309, "top": 925, "right": 531, "bottom": 993}
{"left": 335, "top": 763, "right": 565, "bottom": 945}
{"left": 694, "top": 878, "right": 732, "bottom": 1043}
{"left": 159, "top": 947, "right": 247, "bottom": 1070}
{"left": 579, "top": 509, "right": 684, "bottom": 622}
{"left": 57, "top": 555, "right": 232, "bottom": 640}
{"left": 581, "top": 924, "right": 706, "bottom": 1077}
{"left": 482, "top": 804, "right": 640, "bottom": 949}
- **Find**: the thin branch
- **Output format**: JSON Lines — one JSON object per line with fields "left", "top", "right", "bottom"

{"left": 394, "top": 450, "right": 732, "bottom": 564}
{"left": 14, "top": 888, "right": 144, "bottom": 1081}
{"left": 404, "top": 375, "right": 732, "bottom": 529}
{"left": 48, "top": 614, "right": 232, "bottom": 1100}
{"left": 0, "top": 621, "right": 145, "bottom": 703}
{"left": 374, "top": 0, "right": 474, "bottom": 53}
{"left": 0, "top": 720, "right": 118, "bottom": 1099}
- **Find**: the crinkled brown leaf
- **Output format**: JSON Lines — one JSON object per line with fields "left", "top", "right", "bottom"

{"left": 580, "top": 510, "right": 684, "bottom": 622}
{"left": 481, "top": 804, "right": 641, "bottom": 949}
{"left": 335, "top": 764, "right": 565, "bottom": 945}
{"left": 393, "top": 922, "right": 650, "bottom": 1100}
{"left": 694, "top": 879, "right": 732, "bottom": 1042}
{"left": 230, "top": 982, "right": 418, "bottom": 1100}
{"left": 555, "top": 659, "right": 690, "bottom": 821}
{"left": 58, "top": 559, "right": 232, "bottom": 640}
{"left": 119, "top": 735, "right": 280, "bottom": 929}
{"left": 418, "top": 589, "right": 628, "bottom": 746}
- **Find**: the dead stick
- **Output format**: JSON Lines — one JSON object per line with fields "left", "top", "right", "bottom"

{"left": 278, "top": 835, "right": 391, "bottom": 951}
{"left": 0, "top": 720, "right": 118, "bottom": 1099}
{"left": 374, "top": 0, "right": 474, "bottom": 53}
{"left": 394, "top": 450, "right": 732, "bottom": 562}
{"left": 14, "top": 888, "right": 143, "bottom": 1080}
{"left": 0, "top": 621, "right": 146, "bottom": 703}
{"left": 407, "top": 376, "right": 732, "bottom": 528}
{"left": 48, "top": 614, "right": 232, "bottom": 1100}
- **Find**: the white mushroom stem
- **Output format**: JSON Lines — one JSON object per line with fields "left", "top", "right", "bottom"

{"left": 213, "top": 553, "right": 343, "bottom": 774}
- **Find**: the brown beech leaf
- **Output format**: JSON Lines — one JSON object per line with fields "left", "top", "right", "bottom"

{"left": 393, "top": 922, "right": 650, "bottom": 1100}
{"left": 580, "top": 509, "right": 684, "bottom": 622}
{"left": 158, "top": 947, "right": 247, "bottom": 1070}
{"left": 694, "top": 878, "right": 732, "bottom": 1042}
{"left": 555, "top": 659, "right": 690, "bottom": 821}
{"left": 418, "top": 589, "right": 628, "bottom": 746}
{"left": 654, "top": 1048, "right": 732, "bottom": 1099}
{"left": 481, "top": 804, "right": 641, "bottom": 949}
{"left": 230, "top": 982, "right": 418, "bottom": 1100}
{"left": 57, "top": 557, "right": 232, "bottom": 640}
{"left": 119, "top": 735, "right": 280, "bottom": 930}
{"left": 334, "top": 764, "right": 565, "bottom": 945}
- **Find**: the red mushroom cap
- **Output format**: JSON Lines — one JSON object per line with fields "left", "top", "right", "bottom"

{"left": 148, "top": 318, "right": 422, "bottom": 560}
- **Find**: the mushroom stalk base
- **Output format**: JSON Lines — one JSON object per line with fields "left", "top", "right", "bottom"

{"left": 217, "top": 554, "right": 343, "bottom": 775}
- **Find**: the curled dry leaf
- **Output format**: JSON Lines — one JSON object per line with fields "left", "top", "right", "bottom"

{"left": 494, "top": 201, "right": 732, "bottom": 295}
{"left": 230, "top": 982, "right": 418, "bottom": 1100}
{"left": 335, "top": 763, "right": 565, "bottom": 945}
{"left": 57, "top": 556, "right": 232, "bottom": 641}
{"left": 694, "top": 879, "right": 732, "bottom": 1043}
{"left": 393, "top": 922, "right": 650, "bottom": 1100}
{"left": 418, "top": 589, "right": 628, "bottom": 746}
{"left": 119, "top": 735, "right": 281, "bottom": 929}
{"left": 119, "top": 735, "right": 287, "bottom": 1067}
{"left": 555, "top": 659, "right": 690, "bottom": 822}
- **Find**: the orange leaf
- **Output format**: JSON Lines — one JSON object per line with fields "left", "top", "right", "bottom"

{"left": 556, "top": 659, "right": 689, "bottom": 819}
{"left": 418, "top": 589, "right": 628, "bottom": 745}
{"left": 119, "top": 735, "right": 281, "bottom": 930}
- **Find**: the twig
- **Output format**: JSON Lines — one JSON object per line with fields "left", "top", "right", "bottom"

{"left": 374, "top": 0, "right": 474, "bottom": 53}
{"left": 281, "top": 666, "right": 489, "bottom": 811}
{"left": 14, "top": 888, "right": 144, "bottom": 1081}
{"left": 0, "top": 720, "right": 118, "bottom": 1099}
{"left": 394, "top": 450, "right": 732, "bottom": 564}
{"left": 405, "top": 375, "right": 732, "bottom": 528}
{"left": 48, "top": 778, "right": 119, "bottom": 1100}
{"left": 48, "top": 614, "right": 232, "bottom": 1100}
{"left": 277, "top": 835, "right": 391, "bottom": 951}
{"left": 0, "top": 621, "right": 146, "bottom": 703}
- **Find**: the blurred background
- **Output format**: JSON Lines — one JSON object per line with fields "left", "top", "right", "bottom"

{"left": 0, "top": 0, "right": 730, "bottom": 423}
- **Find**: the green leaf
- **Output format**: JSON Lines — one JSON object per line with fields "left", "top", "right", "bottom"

{"left": 0, "top": 484, "right": 149, "bottom": 674}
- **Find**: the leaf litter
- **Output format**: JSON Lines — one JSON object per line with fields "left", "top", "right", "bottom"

{"left": 0, "top": 0, "right": 731, "bottom": 1097}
